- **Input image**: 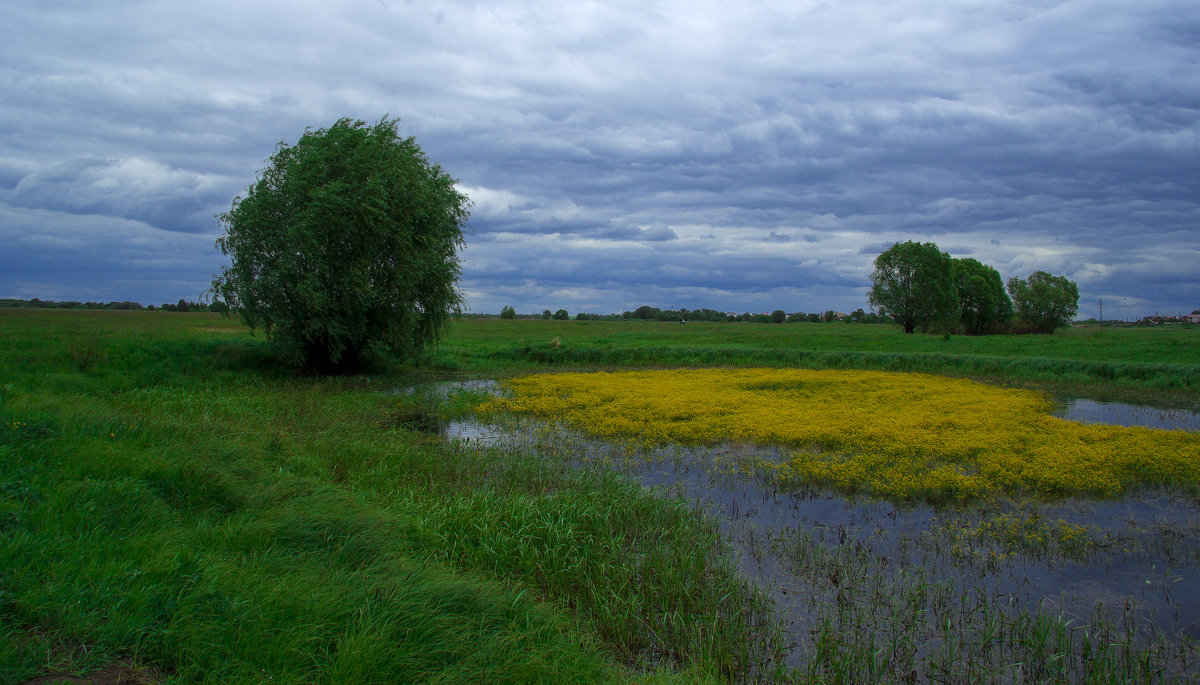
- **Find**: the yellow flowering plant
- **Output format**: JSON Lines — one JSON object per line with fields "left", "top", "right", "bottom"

{"left": 482, "top": 369, "right": 1200, "bottom": 501}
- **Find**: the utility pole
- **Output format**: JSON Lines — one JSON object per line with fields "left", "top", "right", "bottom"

{"left": 1099, "top": 297, "right": 1103, "bottom": 323}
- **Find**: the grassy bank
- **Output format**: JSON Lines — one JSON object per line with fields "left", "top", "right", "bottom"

{"left": 433, "top": 319, "right": 1200, "bottom": 403}
{"left": 0, "top": 311, "right": 781, "bottom": 683}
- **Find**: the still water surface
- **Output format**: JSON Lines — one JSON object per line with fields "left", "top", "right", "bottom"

{"left": 1055, "top": 397, "right": 1200, "bottom": 432}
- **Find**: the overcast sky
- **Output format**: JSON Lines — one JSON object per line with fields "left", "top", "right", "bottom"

{"left": 2, "top": 0, "right": 1197, "bottom": 319}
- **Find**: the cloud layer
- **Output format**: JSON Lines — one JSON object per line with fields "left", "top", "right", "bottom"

{"left": 2, "top": 0, "right": 1197, "bottom": 317}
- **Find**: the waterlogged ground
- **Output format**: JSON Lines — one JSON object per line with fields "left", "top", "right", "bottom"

{"left": 408, "top": 377, "right": 1200, "bottom": 681}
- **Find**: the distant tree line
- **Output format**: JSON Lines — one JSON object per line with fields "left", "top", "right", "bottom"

{"left": 868, "top": 240, "right": 1080, "bottom": 335}
{"left": 159, "top": 299, "right": 229, "bottom": 313}
{"left": 0, "top": 298, "right": 227, "bottom": 313}
{"left": 1, "top": 298, "right": 145, "bottom": 310}
{"left": 486, "top": 244, "right": 1082, "bottom": 335}
{"left": 616, "top": 306, "right": 890, "bottom": 324}
{"left": 486, "top": 305, "right": 892, "bottom": 324}
{"left": 465, "top": 301, "right": 1193, "bottom": 328}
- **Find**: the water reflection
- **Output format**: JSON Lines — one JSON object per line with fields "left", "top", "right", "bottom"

{"left": 1055, "top": 397, "right": 1200, "bottom": 432}
{"left": 442, "top": 418, "right": 509, "bottom": 446}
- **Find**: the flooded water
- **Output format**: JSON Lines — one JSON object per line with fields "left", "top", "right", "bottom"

{"left": 570, "top": 435, "right": 1199, "bottom": 632}
{"left": 1055, "top": 397, "right": 1200, "bottom": 432}
{"left": 403, "top": 379, "right": 1200, "bottom": 674}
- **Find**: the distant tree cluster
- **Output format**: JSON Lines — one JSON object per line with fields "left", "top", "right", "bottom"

{"left": 623, "top": 306, "right": 731, "bottom": 322}
{"left": 160, "top": 299, "right": 228, "bottom": 313}
{"left": 486, "top": 308, "right": 611, "bottom": 320}
{"left": 0, "top": 298, "right": 226, "bottom": 313}
{"left": 867, "top": 240, "right": 1079, "bottom": 335}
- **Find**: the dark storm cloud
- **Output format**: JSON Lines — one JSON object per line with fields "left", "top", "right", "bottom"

{"left": 7, "top": 157, "right": 227, "bottom": 234}
{"left": 1, "top": 0, "right": 1197, "bottom": 313}
{"left": 0, "top": 205, "right": 219, "bottom": 303}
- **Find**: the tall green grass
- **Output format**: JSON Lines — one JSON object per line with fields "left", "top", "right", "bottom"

{"left": 0, "top": 310, "right": 778, "bottom": 682}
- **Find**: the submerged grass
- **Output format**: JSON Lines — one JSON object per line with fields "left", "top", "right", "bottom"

{"left": 470, "top": 416, "right": 1200, "bottom": 683}
{"left": 771, "top": 521, "right": 1198, "bottom": 684}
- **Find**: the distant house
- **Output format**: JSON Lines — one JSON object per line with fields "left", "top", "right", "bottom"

{"left": 1186, "top": 313, "right": 1200, "bottom": 324}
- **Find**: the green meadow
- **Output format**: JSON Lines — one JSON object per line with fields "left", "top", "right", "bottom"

{"left": 435, "top": 318, "right": 1200, "bottom": 403}
{"left": 2, "top": 310, "right": 1198, "bottom": 683}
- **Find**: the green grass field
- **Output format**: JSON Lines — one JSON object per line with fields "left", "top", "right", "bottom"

{"left": 434, "top": 318, "right": 1200, "bottom": 403}
{"left": 1, "top": 310, "right": 1197, "bottom": 683}
{"left": 441, "top": 317, "right": 1200, "bottom": 365}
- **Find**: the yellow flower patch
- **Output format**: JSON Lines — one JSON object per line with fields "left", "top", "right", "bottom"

{"left": 481, "top": 369, "right": 1200, "bottom": 501}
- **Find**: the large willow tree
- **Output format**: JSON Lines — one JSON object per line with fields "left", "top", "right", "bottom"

{"left": 212, "top": 117, "right": 470, "bottom": 372}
